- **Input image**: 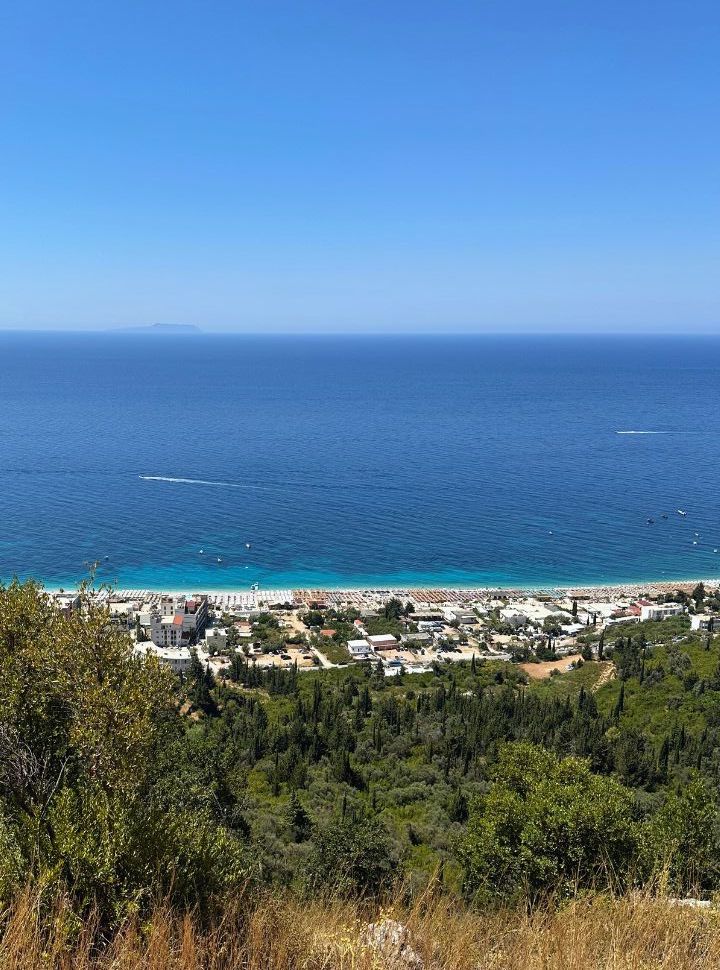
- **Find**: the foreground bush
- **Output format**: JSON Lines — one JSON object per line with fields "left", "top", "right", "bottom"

{"left": 0, "top": 580, "right": 250, "bottom": 923}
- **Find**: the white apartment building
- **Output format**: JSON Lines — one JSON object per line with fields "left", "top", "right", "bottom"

{"left": 149, "top": 595, "right": 209, "bottom": 647}
{"left": 500, "top": 607, "right": 527, "bottom": 628}
{"left": 134, "top": 641, "right": 194, "bottom": 675}
{"left": 150, "top": 613, "right": 185, "bottom": 648}
{"left": 348, "top": 638, "right": 374, "bottom": 659}
{"left": 691, "top": 614, "right": 717, "bottom": 632}
{"left": 639, "top": 603, "right": 685, "bottom": 622}
{"left": 205, "top": 627, "right": 229, "bottom": 652}
{"left": 54, "top": 593, "right": 81, "bottom": 616}
{"left": 178, "top": 596, "right": 209, "bottom": 636}
{"left": 366, "top": 634, "right": 398, "bottom": 651}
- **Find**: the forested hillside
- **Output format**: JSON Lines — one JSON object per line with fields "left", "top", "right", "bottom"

{"left": 2, "top": 579, "right": 720, "bottom": 933}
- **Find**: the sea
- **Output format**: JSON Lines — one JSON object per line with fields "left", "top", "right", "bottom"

{"left": 1, "top": 331, "right": 719, "bottom": 592}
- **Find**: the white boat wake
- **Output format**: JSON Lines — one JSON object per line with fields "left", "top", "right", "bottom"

{"left": 139, "top": 475, "right": 266, "bottom": 490}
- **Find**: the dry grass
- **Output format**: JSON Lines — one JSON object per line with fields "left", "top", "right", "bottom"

{"left": 1, "top": 888, "right": 720, "bottom": 969}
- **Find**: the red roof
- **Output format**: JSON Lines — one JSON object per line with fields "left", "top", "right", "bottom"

{"left": 173, "top": 615, "right": 184, "bottom": 626}
{"left": 321, "top": 629, "right": 336, "bottom": 637}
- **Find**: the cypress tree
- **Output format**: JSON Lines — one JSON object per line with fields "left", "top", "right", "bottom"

{"left": 613, "top": 683, "right": 625, "bottom": 719}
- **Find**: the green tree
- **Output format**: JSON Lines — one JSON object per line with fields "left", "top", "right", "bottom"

{"left": 543, "top": 614, "right": 565, "bottom": 637}
{"left": 188, "top": 650, "right": 218, "bottom": 715}
{"left": 305, "top": 815, "right": 398, "bottom": 896}
{"left": 459, "top": 743, "right": 638, "bottom": 903}
{"left": 0, "top": 580, "right": 247, "bottom": 921}
{"left": 383, "top": 597, "right": 404, "bottom": 621}
{"left": 286, "top": 791, "right": 312, "bottom": 843}
{"left": 613, "top": 682, "right": 626, "bottom": 719}
{"left": 641, "top": 776, "right": 720, "bottom": 892}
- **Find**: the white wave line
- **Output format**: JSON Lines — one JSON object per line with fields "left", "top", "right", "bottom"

{"left": 615, "top": 430, "right": 666, "bottom": 435}
{"left": 139, "top": 475, "right": 265, "bottom": 490}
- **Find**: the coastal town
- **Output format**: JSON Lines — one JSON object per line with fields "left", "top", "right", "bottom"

{"left": 54, "top": 579, "right": 720, "bottom": 681}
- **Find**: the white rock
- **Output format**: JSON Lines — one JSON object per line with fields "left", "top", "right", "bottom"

{"left": 362, "top": 919, "right": 424, "bottom": 967}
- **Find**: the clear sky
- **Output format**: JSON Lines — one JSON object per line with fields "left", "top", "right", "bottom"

{"left": 1, "top": 1, "right": 719, "bottom": 333}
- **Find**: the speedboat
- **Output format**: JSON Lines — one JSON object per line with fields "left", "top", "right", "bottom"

{"left": 677, "top": 510, "right": 687, "bottom": 516}
{"left": 245, "top": 542, "right": 251, "bottom": 549}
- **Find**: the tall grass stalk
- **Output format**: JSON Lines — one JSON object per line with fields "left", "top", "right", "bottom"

{"left": 0, "top": 887, "right": 718, "bottom": 969}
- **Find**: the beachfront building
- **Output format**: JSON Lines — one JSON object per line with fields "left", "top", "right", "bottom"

{"left": 158, "top": 595, "right": 176, "bottom": 617}
{"left": 348, "top": 638, "right": 374, "bottom": 660}
{"left": 639, "top": 602, "right": 685, "bottom": 622}
{"left": 205, "top": 626, "right": 229, "bottom": 652}
{"left": 499, "top": 607, "right": 527, "bottom": 628}
{"left": 149, "top": 594, "right": 209, "bottom": 647}
{"left": 108, "top": 599, "right": 149, "bottom": 629}
{"left": 691, "top": 614, "right": 718, "bottom": 632}
{"left": 150, "top": 613, "right": 184, "bottom": 648}
{"left": 156, "top": 646, "right": 194, "bottom": 674}
{"left": 134, "top": 641, "right": 194, "bottom": 674}
{"left": 54, "top": 592, "right": 81, "bottom": 616}
{"left": 450, "top": 610, "right": 477, "bottom": 625}
{"left": 606, "top": 613, "right": 641, "bottom": 626}
{"left": 177, "top": 596, "right": 209, "bottom": 636}
{"left": 513, "top": 599, "right": 556, "bottom": 624}
{"left": 367, "top": 634, "right": 398, "bottom": 651}
{"left": 401, "top": 632, "right": 433, "bottom": 646}
{"left": 585, "top": 602, "right": 621, "bottom": 621}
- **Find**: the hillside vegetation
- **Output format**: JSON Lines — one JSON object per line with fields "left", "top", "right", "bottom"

{"left": 2, "top": 579, "right": 720, "bottom": 965}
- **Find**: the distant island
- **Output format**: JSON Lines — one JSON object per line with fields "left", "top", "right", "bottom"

{"left": 111, "top": 323, "right": 201, "bottom": 334}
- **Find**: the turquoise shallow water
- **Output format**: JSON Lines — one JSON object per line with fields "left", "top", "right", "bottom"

{"left": 2, "top": 332, "right": 720, "bottom": 591}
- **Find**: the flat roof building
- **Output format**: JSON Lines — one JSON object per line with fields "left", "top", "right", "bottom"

{"left": 134, "top": 641, "right": 194, "bottom": 674}
{"left": 366, "top": 634, "right": 398, "bottom": 650}
{"left": 639, "top": 603, "right": 685, "bottom": 622}
{"left": 691, "top": 614, "right": 717, "bottom": 632}
{"left": 348, "top": 638, "right": 374, "bottom": 659}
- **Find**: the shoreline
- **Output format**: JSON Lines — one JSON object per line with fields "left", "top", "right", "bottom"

{"left": 41, "top": 574, "right": 719, "bottom": 600}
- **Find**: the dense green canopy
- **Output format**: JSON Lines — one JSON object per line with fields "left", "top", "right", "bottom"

{"left": 1, "top": 580, "right": 720, "bottom": 924}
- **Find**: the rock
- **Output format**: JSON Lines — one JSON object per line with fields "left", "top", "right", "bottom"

{"left": 362, "top": 919, "right": 424, "bottom": 967}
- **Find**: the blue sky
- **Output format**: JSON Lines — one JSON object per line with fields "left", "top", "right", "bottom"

{"left": 1, "top": 1, "right": 718, "bottom": 332}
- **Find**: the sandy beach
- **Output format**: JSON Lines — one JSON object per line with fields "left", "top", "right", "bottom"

{"left": 48, "top": 574, "right": 719, "bottom": 609}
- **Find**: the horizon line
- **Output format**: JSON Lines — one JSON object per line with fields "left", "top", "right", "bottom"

{"left": 1, "top": 327, "right": 720, "bottom": 337}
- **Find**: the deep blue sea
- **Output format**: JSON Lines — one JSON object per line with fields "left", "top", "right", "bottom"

{"left": 1, "top": 332, "right": 719, "bottom": 591}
